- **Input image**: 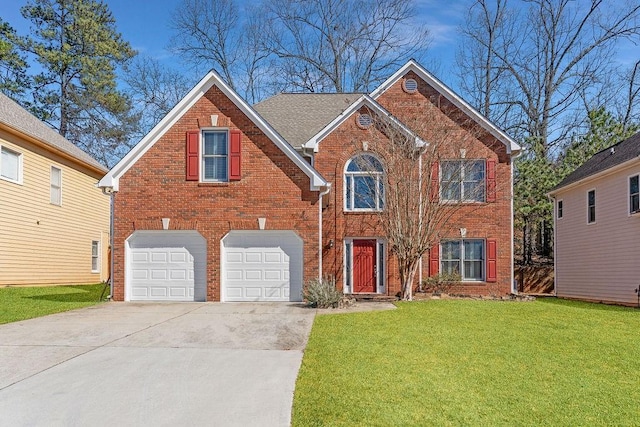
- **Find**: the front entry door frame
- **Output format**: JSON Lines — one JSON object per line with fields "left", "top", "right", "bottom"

{"left": 344, "top": 237, "right": 385, "bottom": 294}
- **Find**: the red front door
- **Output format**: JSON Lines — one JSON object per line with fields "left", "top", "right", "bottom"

{"left": 353, "top": 239, "right": 376, "bottom": 293}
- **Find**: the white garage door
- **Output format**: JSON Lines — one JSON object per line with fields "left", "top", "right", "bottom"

{"left": 126, "top": 231, "right": 207, "bottom": 301}
{"left": 222, "top": 231, "right": 303, "bottom": 302}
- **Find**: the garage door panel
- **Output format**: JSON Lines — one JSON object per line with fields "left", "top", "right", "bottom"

{"left": 127, "top": 231, "right": 206, "bottom": 302}
{"left": 222, "top": 231, "right": 302, "bottom": 302}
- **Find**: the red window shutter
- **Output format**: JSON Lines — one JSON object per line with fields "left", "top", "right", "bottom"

{"left": 229, "top": 129, "right": 241, "bottom": 181}
{"left": 486, "top": 239, "right": 497, "bottom": 282}
{"left": 429, "top": 243, "right": 439, "bottom": 277}
{"left": 486, "top": 159, "right": 496, "bottom": 202}
{"left": 186, "top": 130, "right": 199, "bottom": 181}
{"left": 430, "top": 161, "right": 439, "bottom": 201}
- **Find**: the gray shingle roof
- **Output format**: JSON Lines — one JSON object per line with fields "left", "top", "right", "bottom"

{"left": 553, "top": 131, "right": 640, "bottom": 191}
{"left": 0, "top": 93, "right": 106, "bottom": 172}
{"left": 254, "top": 93, "right": 363, "bottom": 147}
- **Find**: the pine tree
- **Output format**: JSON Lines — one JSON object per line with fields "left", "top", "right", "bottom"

{"left": 18, "top": 0, "right": 138, "bottom": 166}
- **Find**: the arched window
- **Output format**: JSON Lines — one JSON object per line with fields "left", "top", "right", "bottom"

{"left": 344, "top": 154, "right": 384, "bottom": 211}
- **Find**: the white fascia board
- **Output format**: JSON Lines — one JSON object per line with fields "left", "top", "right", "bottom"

{"left": 99, "top": 69, "right": 328, "bottom": 191}
{"left": 98, "top": 71, "right": 217, "bottom": 191}
{"left": 304, "top": 95, "right": 427, "bottom": 151}
{"left": 370, "top": 60, "right": 521, "bottom": 157}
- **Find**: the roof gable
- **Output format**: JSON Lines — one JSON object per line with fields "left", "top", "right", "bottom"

{"left": 99, "top": 70, "right": 329, "bottom": 191}
{"left": 551, "top": 131, "right": 640, "bottom": 193}
{"left": 0, "top": 93, "right": 106, "bottom": 173}
{"left": 254, "top": 93, "right": 362, "bottom": 148}
{"left": 370, "top": 60, "right": 521, "bottom": 156}
{"left": 303, "top": 95, "right": 426, "bottom": 151}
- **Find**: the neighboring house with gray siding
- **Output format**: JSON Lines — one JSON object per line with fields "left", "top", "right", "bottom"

{"left": 549, "top": 132, "right": 640, "bottom": 305}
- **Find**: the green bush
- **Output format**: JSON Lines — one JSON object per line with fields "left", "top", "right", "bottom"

{"left": 302, "top": 276, "right": 342, "bottom": 308}
{"left": 419, "top": 272, "right": 462, "bottom": 294}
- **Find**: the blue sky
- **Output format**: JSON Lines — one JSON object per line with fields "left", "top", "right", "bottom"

{"left": 0, "top": 0, "right": 468, "bottom": 88}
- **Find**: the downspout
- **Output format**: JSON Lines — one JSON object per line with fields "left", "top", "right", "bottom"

{"left": 318, "top": 184, "right": 332, "bottom": 280}
{"left": 549, "top": 193, "right": 558, "bottom": 297}
{"left": 510, "top": 149, "right": 522, "bottom": 294}
{"left": 102, "top": 186, "right": 115, "bottom": 299}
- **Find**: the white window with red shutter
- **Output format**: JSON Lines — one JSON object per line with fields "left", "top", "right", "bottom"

{"left": 434, "top": 158, "right": 496, "bottom": 203}
{"left": 429, "top": 238, "right": 497, "bottom": 282}
{"left": 185, "top": 129, "right": 242, "bottom": 182}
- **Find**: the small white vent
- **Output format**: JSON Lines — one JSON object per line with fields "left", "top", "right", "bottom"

{"left": 357, "top": 113, "right": 373, "bottom": 129}
{"left": 403, "top": 78, "right": 418, "bottom": 93}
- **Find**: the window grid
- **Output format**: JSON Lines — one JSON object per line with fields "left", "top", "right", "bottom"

{"left": 202, "top": 131, "right": 228, "bottom": 182}
{"left": 587, "top": 190, "right": 596, "bottom": 223}
{"left": 557, "top": 200, "right": 563, "bottom": 219}
{"left": 630, "top": 175, "right": 639, "bottom": 214}
{"left": 91, "top": 241, "right": 99, "bottom": 273}
{"left": 50, "top": 166, "right": 62, "bottom": 205}
{"left": 1, "top": 146, "right": 22, "bottom": 183}
{"left": 345, "top": 154, "right": 384, "bottom": 211}
{"left": 441, "top": 239, "right": 485, "bottom": 281}
{"left": 441, "top": 160, "right": 485, "bottom": 202}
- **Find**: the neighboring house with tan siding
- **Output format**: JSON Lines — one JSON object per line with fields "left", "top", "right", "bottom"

{"left": 0, "top": 93, "right": 110, "bottom": 286}
{"left": 549, "top": 132, "right": 640, "bottom": 305}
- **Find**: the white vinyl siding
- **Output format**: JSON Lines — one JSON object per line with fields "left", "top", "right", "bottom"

{"left": 50, "top": 166, "right": 62, "bottom": 205}
{"left": 1, "top": 146, "right": 22, "bottom": 183}
{"left": 554, "top": 162, "right": 640, "bottom": 304}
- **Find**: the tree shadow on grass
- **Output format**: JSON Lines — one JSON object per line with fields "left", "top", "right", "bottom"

{"left": 538, "top": 296, "right": 639, "bottom": 312}
{"left": 24, "top": 286, "right": 103, "bottom": 303}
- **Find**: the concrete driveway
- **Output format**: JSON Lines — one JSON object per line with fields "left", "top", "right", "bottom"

{"left": 0, "top": 302, "right": 316, "bottom": 427}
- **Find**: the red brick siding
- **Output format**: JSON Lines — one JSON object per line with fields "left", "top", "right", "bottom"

{"left": 315, "top": 73, "right": 513, "bottom": 297}
{"left": 111, "top": 86, "right": 320, "bottom": 301}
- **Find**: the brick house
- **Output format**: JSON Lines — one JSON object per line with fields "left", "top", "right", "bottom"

{"left": 99, "top": 60, "right": 520, "bottom": 301}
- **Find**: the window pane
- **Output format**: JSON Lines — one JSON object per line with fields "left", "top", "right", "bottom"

{"left": 466, "top": 161, "right": 485, "bottom": 180}
{"left": 464, "top": 240, "right": 483, "bottom": 260}
{"left": 347, "top": 154, "right": 383, "bottom": 172}
{"left": 441, "top": 241, "right": 460, "bottom": 260}
{"left": 441, "top": 161, "right": 461, "bottom": 181}
{"left": 204, "top": 132, "right": 227, "bottom": 155}
{"left": 464, "top": 261, "right": 483, "bottom": 280}
{"left": 353, "top": 175, "right": 376, "bottom": 209}
{"left": 631, "top": 176, "right": 639, "bottom": 194}
{"left": 345, "top": 176, "right": 353, "bottom": 209}
{"left": 442, "top": 184, "right": 461, "bottom": 201}
{"left": 345, "top": 242, "right": 352, "bottom": 289}
{"left": 632, "top": 194, "right": 639, "bottom": 213}
{"left": 442, "top": 261, "right": 460, "bottom": 275}
{"left": 203, "top": 157, "right": 228, "bottom": 180}
{"left": 1, "top": 148, "right": 19, "bottom": 181}
{"left": 463, "top": 181, "right": 484, "bottom": 201}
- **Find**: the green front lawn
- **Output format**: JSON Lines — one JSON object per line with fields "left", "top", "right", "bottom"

{"left": 293, "top": 299, "right": 640, "bottom": 426}
{"left": 0, "top": 283, "right": 108, "bottom": 324}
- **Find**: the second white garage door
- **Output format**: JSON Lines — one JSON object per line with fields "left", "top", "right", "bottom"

{"left": 222, "top": 231, "right": 303, "bottom": 302}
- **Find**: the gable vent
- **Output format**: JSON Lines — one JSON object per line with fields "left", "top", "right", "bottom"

{"left": 357, "top": 113, "right": 373, "bottom": 129}
{"left": 403, "top": 78, "right": 418, "bottom": 94}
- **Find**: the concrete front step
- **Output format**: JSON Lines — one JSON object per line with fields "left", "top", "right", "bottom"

{"left": 350, "top": 293, "right": 398, "bottom": 302}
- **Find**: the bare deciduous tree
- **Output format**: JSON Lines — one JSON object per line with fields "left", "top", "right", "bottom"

{"left": 354, "top": 110, "right": 493, "bottom": 300}
{"left": 123, "top": 56, "right": 193, "bottom": 137}
{"left": 261, "top": 0, "right": 431, "bottom": 93}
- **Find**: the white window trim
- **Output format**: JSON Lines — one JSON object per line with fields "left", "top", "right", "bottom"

{"left": 344, "top": 154, "right": 384, "bottom": 212}
{"left": 629, "top": 174, "right": 640, "bottom": 216}
{"left": 557, "top": 199, "right": 563, "bottom": 219}
{"left": 587, "top": 189, "right": 596, "bottom": 224}
{"left": 440, "top": 238, "right": 486, "bottom": 282}
{"left": 91, "top": 240, "right": 100, "bottom": 273}
{"left": 201, "top": 128, "right": 230, "bottom": 183}
{"left": 50, "top": 166, "right": 62, "bottom": 206}
{"left": 343, "top": 237, "right": 386, "bottom": 294}
{"left": 440, "top": 159, "right": 486, "bottom": 203}
{"left": 0, "top": 145, "right": 23, "bottom": 185}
